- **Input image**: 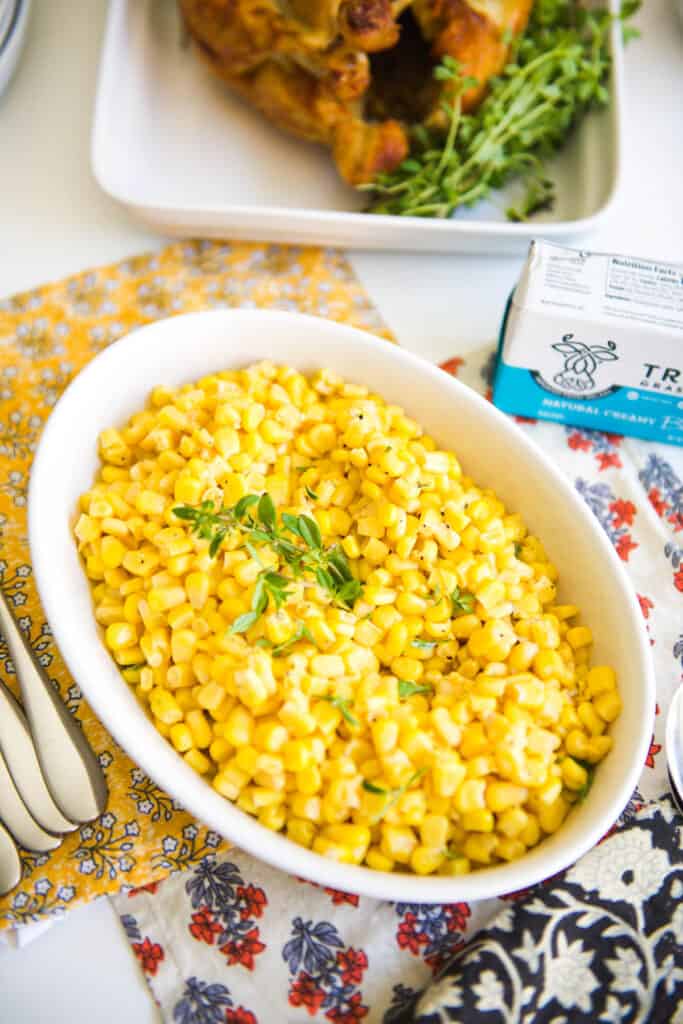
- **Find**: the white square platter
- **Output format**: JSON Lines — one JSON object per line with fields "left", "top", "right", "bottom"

{"left": 92, "top": 0, "right": 624, "bottom": 254}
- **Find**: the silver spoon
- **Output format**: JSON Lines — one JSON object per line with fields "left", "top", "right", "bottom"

{"left": 666, "top": 685, "right": 683, "bottom": 815}
{"left": 0, "top": 590, "right": 108, "bottom": 824}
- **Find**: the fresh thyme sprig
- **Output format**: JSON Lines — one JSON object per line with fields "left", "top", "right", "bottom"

{"left": 362, "top": 767, "right": 429, "bottom": 823}
{"left": 451, "top": 586, "right": 475, "bottom": 617}
{"left": 364, "top": 1, "right": 639, "bottom": 221}
{"left": 398, "top": 679, "right": 434, "bottom": 699}
{"left": 320, "top": 695, "right": 359, "bottom": 728}
{"left": 173, "top": 493, "right": 363, "bottom": 633}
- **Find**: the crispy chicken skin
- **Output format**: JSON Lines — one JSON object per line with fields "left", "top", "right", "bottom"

{"left": 180, "top": 0, "right": 533, "bottom": 185}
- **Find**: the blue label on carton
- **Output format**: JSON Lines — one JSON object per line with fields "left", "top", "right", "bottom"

{"left": 492, "top": 242, "right": 683, "bottom": 447}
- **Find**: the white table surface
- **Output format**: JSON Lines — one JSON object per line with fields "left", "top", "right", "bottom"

{"left": 0, "top": 1, "right": 681, "bottom": 1020}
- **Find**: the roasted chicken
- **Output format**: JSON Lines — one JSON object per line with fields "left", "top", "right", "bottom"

{"left": 180, "top": 0, "right": 534, "bottom": 185}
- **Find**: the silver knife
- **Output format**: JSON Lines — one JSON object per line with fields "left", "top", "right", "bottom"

{"left": 0, "top": 748, "right": 61, "bottom": 852}
{"left": 0, "top": 590, "right": 108, "bottom": 823}
{"left": 0, "top": 679, "right": 76, "bottom": 834}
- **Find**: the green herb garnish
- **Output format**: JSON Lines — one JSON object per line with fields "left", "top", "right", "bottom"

{"left": 320, "top": 695, "right": 359, "bottom": 728}
{"left": 514, "top": 542, "right": 523, "bottom": 558}
{"left": 575, "top": 759, "right": 596, "bottom": 802}
{"left": 364, "top": 1, "right": 639, "bottom": 221}
{"left": 451, "top": 586, "right": 475, "bottom": 616}
{"left": 304, "top": 485, "right": 319, "bottom": 501}
{"left": 398, "top": 679, "right": 434, "bottom": 699}
{"left": 411, "top": 638, "right": 437, "bottom": 651}
{"left": 363, "top": 767, "right": 429, "bottom": 823}
{"left": 271, "top": 623, "right": 316, "bottom": 657}
{"left": 361, "top": 780, "right": 387, "bottom": 795}
{"left": 174, "top": 493, "right": 363, "bottom": 632}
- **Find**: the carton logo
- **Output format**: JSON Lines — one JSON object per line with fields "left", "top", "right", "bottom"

{"left": 550, "top": 335, "right": 618, "bottom": 393}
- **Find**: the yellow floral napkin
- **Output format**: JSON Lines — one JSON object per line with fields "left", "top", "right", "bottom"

{"left": 0, "top": 240, "right": 392, "bottom": 929}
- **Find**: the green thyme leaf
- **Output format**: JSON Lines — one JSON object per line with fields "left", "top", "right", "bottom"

{"left": 321, "top": 695, "right": 359, "bottom": 728}
{"left": 451, "top": 586, "right": 475, "bottom": 616}
{"left": 362, "top": 780, "right": 388, "bottom": 795}
{"left": 230, "top": 610, "right": 261, "bottom": 634}
{"left": 575, "top": 759, "right": 596, "bottom": 802}
{"left": 398, "top": 679, "right": 434, "bottom": 699}
{"left": 271, "top": 623, "right": 316, "bottom": 657}
{"left": 411, "top": 638, "right": 437, "bottom": 651}
{"left": 305, "top": 485, "right": 319, "bottom": 501}
{"left": 299, "top": 515, "right": 322, "bottom": 551}
{"left": 369, "top": 767, "right": 429, "bottom": 823}
{"left": 257, "top": 492, "right": 276, "bottom": 529}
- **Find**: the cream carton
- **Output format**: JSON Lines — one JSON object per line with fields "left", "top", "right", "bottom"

{"left": 493, "top": 241, "right": 683, "bottom": 446}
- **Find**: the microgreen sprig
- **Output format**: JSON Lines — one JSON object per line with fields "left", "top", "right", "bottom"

{"left": 363, "top": 1, "right": 640, "bottom": 221}
{"left": 256, "top": 623, "right": 316, "bottom": 657}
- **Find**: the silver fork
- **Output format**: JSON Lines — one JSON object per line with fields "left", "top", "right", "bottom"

{"left": 0, "top": 588, "right": 109, "bottom": 895}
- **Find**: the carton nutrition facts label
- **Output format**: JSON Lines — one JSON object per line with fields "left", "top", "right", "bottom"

{"left": 520, "top": 242, "right": 683, "bottom": 332}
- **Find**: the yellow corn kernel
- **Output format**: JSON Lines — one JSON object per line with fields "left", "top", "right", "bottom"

{"left": 410, "top": 845, "right": 445, "bottom": 875}
{"left": 148, "top": 586, "right": 186, "bottom": 612}
{"left": 567, "top": 626, "right": 593, "bottom": 649}
{"left": 454, "top": 779, "right": 487, "bottom": 814}
{"left": 533, "top": 649, "right": 564, "bottom": 681}
{"left": 463, "top": 833, "right": 498, "bottom": 864}
{"left": 507, "top": 641, "right": 538, "bottom": 672}
{"left": 497, "top": 807, "right": 529, "bottom": 838}
{"left": 584, "top": 735, "right": 612, "bottom": 763}
{"left": 461, "top": 809, "right": 494, "bottom": 832}
{"left": 290, "top": 794, "right": 322, "bottom": 822}
{"left": 122, "top": 548, "right": 160, "bottom": 577}
{"left": 565, "top": 729, "right": 591, "bottom": 760}
{"left": 197, "top": 682, "right": 225, "bottom": 712}
{"left": 486, "top": 782, "right": 528, "bottom": 813}
{"left": 432, "top": 754, "right": 466, "bottom": 797}
{"left": 593, "top": 690, "right": 622, "bottom": 722}
{"left": 135, "top": 489, "right": 166, "bottom": 516}
{"left": 254, "top": 721, "right": 288, "bottom": 753}
{"left": 372, "top": 719, "right": 399, "bottom": 755}
{"left": 169, "top": 723, "right": 193, "bottom": 753}
{"left": 167, "top": 664, "right": 194, "bottom": 689}
{"left": 149, "top": 688, "right": 183, "bottom": 725}
{"left": 105, "top": 621, "right": 137, "bottom": 651}
{"left": 297, "top": 765, "right": 322, "bottom": 795}
{"left": 209, "top": 738, "right": 232, "bottom": 763}
{"left": 224, "top": 706, "right": 254, "bottom": 747}
{"left": 185, "top": 571, "right": 210, "bottom": 609}
{"left": 287, "top": 818, "right": 316, "bottom": 848}
{"left": 365, "top": 847, "right": 394, "bottom": 872}
{"left": 431, "top": 707, "right": 461, "bottom": 747}
{"left": 213, "top": 766, "right": 249, "bottom": 799}
{"left": 186, "top": 709, "right": 212, "bottom": 749}
{"left": 577, "top": 702, "right": 606, "bottom": 736}
{"left": 538, "top": 796, "right": 569, "bottom": 834}
{"left": 497, "top": 838, "right": 526, "bottom": 862}
{"left": 167, "top": 602, "right": 194, "bottom": 632}
{"left": 100, "top": 536, "right": 127, "bottom": 569}
{"left": 586, "top": 665, "right": 617, "bottom": 697}
{"left": 381, "top": 825, "right": 418, "bottom": 864}
{"left": 171, "top": 629, "right": 197, "bottom": 664}
{"left": 561, "top": 756, "right": 588, "bottom": 791}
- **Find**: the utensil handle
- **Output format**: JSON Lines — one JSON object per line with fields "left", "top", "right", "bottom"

{"left": 0, "top": 820, "right": 21, "bottom": 897}
{"left": 0, "top": 590, "right": 108, "bottom": 823}
{"left": 0, "top": 749, "right": 61, "bottom": 853}
{"left": 0, "top": 681, "right": 77, "bottom": 833}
